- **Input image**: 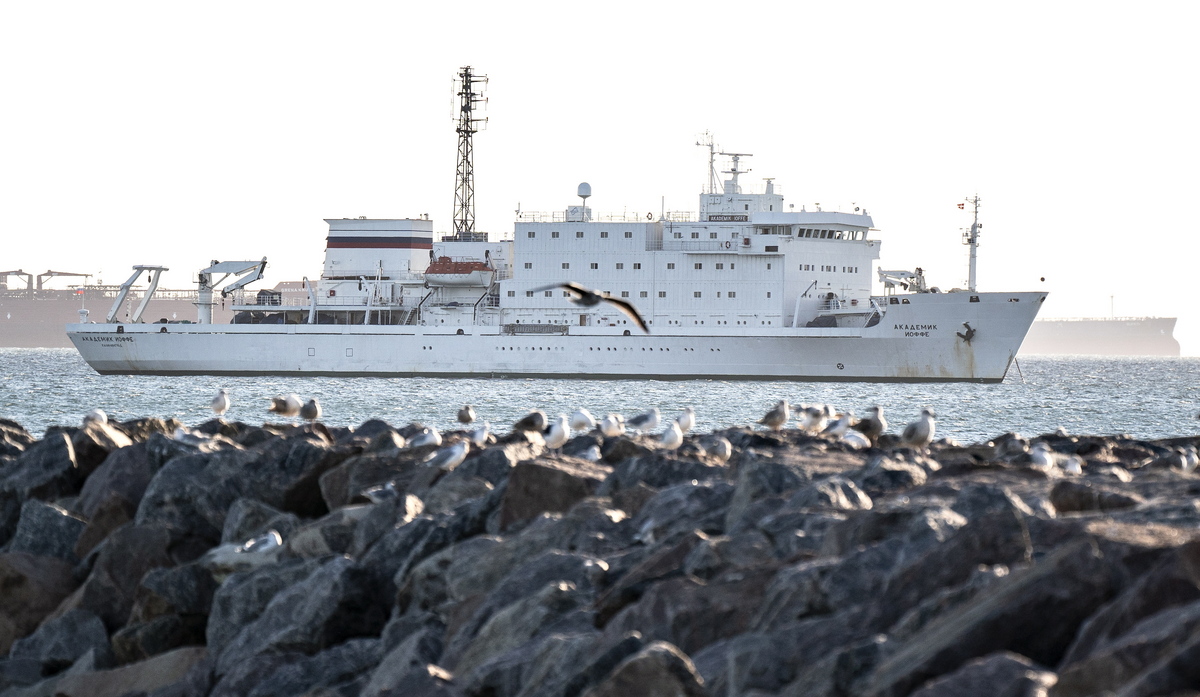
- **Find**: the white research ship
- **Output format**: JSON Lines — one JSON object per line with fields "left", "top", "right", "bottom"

{"left": 66, "top": 165, "right": 1046, "bottom": 382}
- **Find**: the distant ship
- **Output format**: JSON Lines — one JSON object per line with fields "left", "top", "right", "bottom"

{"left": 1019, "top": 317, "right": 1179, "bottom": 357}
{"left": 0, "top": 270, "right": 245, "bottom": 349}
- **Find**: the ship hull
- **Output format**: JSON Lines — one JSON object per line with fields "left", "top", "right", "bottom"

{"left": 67, "top": 291, "right": 1046, "bottom": 382}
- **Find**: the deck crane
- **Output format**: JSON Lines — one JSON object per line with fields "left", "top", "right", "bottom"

{"left": 36, "top": 270, "right": 92, "bottom": 290}
{"left": 195, "top": 258, "right": 267, "bottom": 324}
{"left": 0, "top": 270, "right": 33, "bottom": 291}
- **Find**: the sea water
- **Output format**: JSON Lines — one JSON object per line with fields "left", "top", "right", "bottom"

{"left": 1, "top": 348, "right": 1197, "bottom": 444}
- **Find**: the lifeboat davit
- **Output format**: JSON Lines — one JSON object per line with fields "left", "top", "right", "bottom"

{"left": 424, "top": 257, "right": 495, "bottom": 287}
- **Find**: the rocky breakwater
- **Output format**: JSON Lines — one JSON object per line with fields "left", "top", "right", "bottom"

{"left": 2, "top": 412, "right": 1200, "bottom": 696}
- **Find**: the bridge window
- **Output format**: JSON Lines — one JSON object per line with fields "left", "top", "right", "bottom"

{"left": 590, "top": 263, "right": 598, "bottom": 269}
{"left": 640, "top": 291, "right": 648, "bottom": 298}
{"left": 658, "top": 291, "right": 667, "bottom": 298}
{"left": 507, "top": 290, "right": 515, "bottom": 297}
{"left": 710, "top": 232, "right": 718, "bottom": 239}
{"left": 526, "top": 291, "right": 534, "bottom": 297}
{"left": 621, "top": 291, "right": 629, "bottom": 298}
{"left": 633, "top": 263, "right": 642, "bottom": 270}
{"left": 624, "top": 231, "right": 633, "bottom": 238}
{"left": 551, "top": 231, "right": 560, "bottom": 238}
{"left": 694, "top": 263, "right": 702, "bottom": 270}
{"left": 600, "top": 231, "right": 609, "bottom": 238}
{"left": 694, "top": 291, "right": 702, "bottom": 298}
{"left": 616, "top": 263, "right": 624, "bottom": 269}
{"left": 667, "top": 263, "right": 675, "bottom": 269}
{"left": 524, "top": 263, "right": 532, "bottom": 269}
{"left": 527, "top": 231, "right": 536, "bottom": 238}
{"left": 576, "top": 231, "right": 584, "bottom": 238}
{"left": 562, "top": 263, "right": 570, "bottom": 269}
{"left": 716, "top": 263, "right": 724, "bottom": 269}
{"left": 729, "top": 291, "right": 736, "bottom": 298}
{"left": 691, "top": 232, "right": 699, "bottom": 239}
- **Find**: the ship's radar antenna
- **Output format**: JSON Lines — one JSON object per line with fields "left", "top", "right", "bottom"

{"left": 719, "top": 152, "right": 752, "bottom": 195}
{"left": 962, "top": 195, "right": 982, "bottom": 291}
{"left": 696, "top": 131, "right": 719, "bottom": 194}
{"left": 451, "top": 66, "right": 488, "bottom": 241}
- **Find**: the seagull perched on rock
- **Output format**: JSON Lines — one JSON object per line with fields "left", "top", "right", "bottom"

{"left": 512, "top": 410, "right": 548, "bottom": 434}
{"left": 676, "top": 407, "right": 696, "bottom": 434}
{"left": 299, "top": 398, "right": 321, "bottom": 422}
{"left": 758, "top": 400, "right": 790, "bottom": 431}
{"left": 268, "top": 394, "right": 302, "bottom": 418}
{"left": 424, "top": 440, "right": 469, "bottom": 471}
{"left": 409, "top": 427, "right": 442, "bottom": 449}
{"left": 570, "top": 408, "right": 596, "bottom": 432}
{"left": 852, "top": 406, "right": 887, "bottom": 446}
{"left": 841, "top": 429, "right": 870, "bottom": 450}
{"left": 211, "top": 389, "right": 230, "bottom": 416}
{"left": 599, "top": 413, "right": 626, "bottom": 437}
{"left": 581, "top": 444, "right": 602, "bottom": 462}
{"left": 627, "top": 408, "right": 661, "bottom": 434}
{"left": 900, "top": 408, "right": 937, "bottom": 449}
{"left": 1062, "top": 454, "right": 1084, "bottom": 475}
{"left": 700, "top": 435, "right": 733, "bottom": 463}
{"left": 531, "top": 282, "right": 649, "bottom": 333}
{"left": 470, "top": 422, "right": 490, "bottom": 447}
{"left": 660, "top": 421, "right": 684, "bottom": 450}
{"left": 545, "top": 415, "right": 570, "bottom": 449}
{"left": 457, "top": 405, "right": 477, "bottom": 425}
{"left": 822, "top": 411, "right": 854, "bottom": 438}
{"left": 1029, "top": 442, "right": 1056, "bottom": 470}
{"left": 83, "top": 408, "right": 108, "bottom": 426}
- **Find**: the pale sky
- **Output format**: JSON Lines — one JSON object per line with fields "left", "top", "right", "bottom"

{"left": 3, "top": 1, "right": 1197, "bottom": 352}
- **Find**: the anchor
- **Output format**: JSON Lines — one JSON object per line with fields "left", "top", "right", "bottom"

{"left": 956, "top": 321, "right": 976, "bottom": 344}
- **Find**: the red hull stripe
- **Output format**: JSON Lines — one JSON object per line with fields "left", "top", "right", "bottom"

{"left": 326, "top": 236, "right": 432, "bottom": 250}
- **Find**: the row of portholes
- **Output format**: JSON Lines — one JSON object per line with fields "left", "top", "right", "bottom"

{"left": 497, "top": 346, "right": 564, "bottom": 351}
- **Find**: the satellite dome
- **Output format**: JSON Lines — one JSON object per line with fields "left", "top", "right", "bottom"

{"left": 577, "top": 182, "right": 592, "bottom": 198}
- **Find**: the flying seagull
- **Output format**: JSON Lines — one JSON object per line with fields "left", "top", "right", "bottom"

{"left": 532, "top": 282, "right": 650, "bottom": 333}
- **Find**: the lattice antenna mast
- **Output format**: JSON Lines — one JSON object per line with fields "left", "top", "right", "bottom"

{"left": 452, "top": 66, "right": 488, "bottom": 239}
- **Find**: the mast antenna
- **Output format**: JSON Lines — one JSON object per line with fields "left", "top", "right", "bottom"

{"left": 451, "top": 66, "right": 488, "bottom": 241}
{"left": 962, "top": 195, "right": 982, "bottom": 291}
{"left": 718, "top": 152, "right": 752, "bottom": 194}
{"left": 696, "top": 131, "right": 718, "bottom": 194}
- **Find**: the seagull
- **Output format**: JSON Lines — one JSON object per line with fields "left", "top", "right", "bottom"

{"left": 599, "top": 413, "right": 626, "bottom": 437}
{"left": 581, "top": 444, "right": 602, "bottom": 462}
{"left": 627, "top": 408, "right": 661, "bottom": 433}
{"left": 423, "top": 440, "right": 469, "bottom": 471}
{"left": 362, "top": 481, "right": 399, "bottom": 504}
{"left": 532, "top": 281, "right": 650, "bottom": 333}
{"left": 470, "top": 422, "right": 490, "bottom": 447}
{"left": 409, "top": 427, "right": 442, "bottom": 449}
{"left": 660, "top": 420, "right": 684, "bottom": 450}
{"left": 268, "top": 394, "right": 302, "bottom": 418}
{"left": 900, "top": 408, "right": 937, "bottom": 449}
{"left": 797, "top": 405, "right": 828, "bottom": 433}
{"left": 1062, "top": 454, "right": 1084, "bottom": 475}
{"left": 211, "top": 389, "right": 230, "bottom": 416}
{"left": 545, "top": 415, "right": 570, "bottom": 449}
{"left": 852, "top": 406, "right": 887, "bottom": 446}
{"left": 512, "top": 410, "right": 548, "bottom": 433}
{"left": 457, "top": 405, "right": 477, "bottom": 425}
{"left": 841, "top": 429, "right": 870, "bottom": 450}
{"left": 676, "top": 407, "right": 696, "bottom": 434}
{"left": 83, "top": 408, "right": 107, "bottom": 426}
{"left": 700, "top": 435, "right": 732, "bottom": 463}
{"left": 1182, "top": 445, "right": 1199, "bottom": 473}
{"left": 299, "top": 398, "right": 322, "bottom": 422}
{"left": 1029, "top": 442, "right": 1055, "bottom": 470}
{"left": 758, "top": 400, "right": 790, "bottom": 431}
{"left": 570, "top": 408, "right": 596, "bottom": 432}
{"left": 822, "top": 411, "right": 853, "bottom": 438}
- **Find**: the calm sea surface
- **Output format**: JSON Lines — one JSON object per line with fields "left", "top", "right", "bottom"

{"left": 1, "top": 348, "right": 1198, "bottom": 444}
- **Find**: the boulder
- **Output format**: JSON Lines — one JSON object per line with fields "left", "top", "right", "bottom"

{"left": 9, "top": 609, "right": 114, "bottom": 677}
{"left": 286, "top": 504, "right": 373, "bottom": 558}
{"left": 1050, "top": 479, "right": 1144, "bottom": 513}
{"left": 361, "top": 620, "right": 445, "bottom": 696}
{"left": 73, "top": 522, "right": 175, "bottom": 631}
{"left": 854, "top": 456, "right": 928, "bottom": 496}
{"left": 73, "top": 496, "right": 136, "bottom": 559}
{"left": 7, "top": 499, "right": 87, "bottom": 561}
{"left": 579, "top": 641, "right": 708, "bottom": 697}
{"left": 908, "top": 651, "right": 1055, "bottom": 697}
{"left": 0, "top": 418, "right": 35, "bottom": 458}
{"left": 69, "top": 421, "right": 134, "bottom": 477}
{"left": 499, "top": 456, "right": 611, "bottom": 530}
{"left": 115, "top": 417, "right": 184, "bottom": 444}
{"left": 632, "top": 481, "right": 735, "bottom": 546}
{"left": 214, "top": 556, "right": 388, "bottom": 677}
{"left": 242, "top": 637, "right": 381, "bottom": 697}
{"left": 318, "top": 450, "right": 420, "bottom": 511}
{"left": 788, "top": 476, "right": 873, "bottom": 511}
{"left": 0, "top": 552, "right": 79, "bottom": 655}
{"left": 206, "top": 556, "right": 326, "bottom": 652}
{"left": 75, "top": 441, "right": 153, "bottom": 519}
{"left": 420, "top": 474, "right": 494, "bottom": 515}
{"left": 602, "top": 451, "right": 729, "bottom": 495}
{"left": 0, "top": 431, "right": 78, "bottom": 505}
{"left": 50, "top": 646, "right": 207, "bottom": 697}
{"left": 595, "top": 530, "right": 707, "bottom": 626}
{"left": 112, "top": 614, "right": 207, "bottom": 665}
{"left": 220, "top": 498, "right": 301, "bottom": 544}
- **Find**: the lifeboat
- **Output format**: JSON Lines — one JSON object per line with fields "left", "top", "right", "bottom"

{"left": 424, "top": 257, "right": 495, "bottom": 287}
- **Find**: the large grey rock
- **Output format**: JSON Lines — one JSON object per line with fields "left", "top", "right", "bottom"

{"left": 76, "top": 441, "right": 153, "bottom": 520}
{"left": 498, "top": 456, "right": 611, "bottom": 531}
{"left": 220, "top": 498, "right": 301, "bottom": 545}
{"left": 112, "top": 614, "right": 207, "bottom": 666}
{"left": 206, "top": 556, "right": 326, "bottom": 651}
{"left": 602, "top": 451, "right": 729, "bottom": 494}
{"left": 0, "top": 431, "right": 78, "bottom": 504}
{"left": 361, "top": 620, "right": 444, "bottom": 696}
{"left": 579, "top": 641, "right": 708, "bottom": 697}
{"left": 318, "top": 449, "right": 420, "bottom": 511}
{"left": 632, "top": 481, "right": 735, "bottom": 546}
{"left": 908, "top": 651, "right": 1055, "bottom": 697}
{"left": 74, "top": 522, "right": 174, "bottom": 631}
{"left": 1050, "top": 479, "right": 1143, "bottom": 513}
{"left": 243, "top": 637, "right": 381, "bottom": 697}
{"left": 215, "top": 556, "right": 388, "bottom": 677}
{"left": 51, "top": 646, "right": 207, "bottom": 697}
{"left": 286, "top": 504, "right": 373, "bottom": 558}
{"left": 69, "top": 421, "right": 134, "bottom": 477}
{"left": 0, "top": 552, "right": 78, "bottom": 655}
{"left": 7, "top": 499, "right": 87, "bottom": 561}
{"left": 9, "top": 609, "right": 114, "bottom": 677}
{"left": 595, "top": 530, "right": 707, "bottom": 626}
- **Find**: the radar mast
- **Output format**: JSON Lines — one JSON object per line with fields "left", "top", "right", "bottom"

{"left": 963, "top": 195, "right": 981, "bottom": 291}
{"left": 451, "top": 66, "right": 488, "bottom": 241}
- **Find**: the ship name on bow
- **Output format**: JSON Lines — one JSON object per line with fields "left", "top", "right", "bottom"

{"left": 896, "top": 323, "right": 937, "bottom": 337}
